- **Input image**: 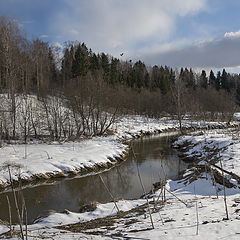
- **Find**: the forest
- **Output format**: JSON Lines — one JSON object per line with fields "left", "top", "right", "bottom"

{"left": 0, "top": 16, "right": 239, "bottom": 141}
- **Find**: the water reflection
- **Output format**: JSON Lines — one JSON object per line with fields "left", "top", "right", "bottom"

{"left": 0, "top": 133, "right": 187, "bottom": 223}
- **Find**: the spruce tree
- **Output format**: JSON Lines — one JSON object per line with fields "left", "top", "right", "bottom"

{"left": 109, "top": 58, "right": 120, "bottom": 85}
{"left": 221, "top": 69, "right": 229, "bottom": 91}
{"left": 236, "top": 82, "right": 240, "bottom": 106}
{"left": 89, "top": 53, "right": 100, "bottom": 72}
{"left": 132, "top": 60, "right": 148, "bottom": 88}
{"left": 209, "top": 70, "right": 216, "bottom": 87}
{"left": 181, "top": 68, "right": 195, "bottom": 89}
{"left": 215, "top": 71, "right": 221, "bottom": 90}
{"left": 101, "top": 53, "right": 110, "bottom": 73}
{"left": 71, "top": 43, "right": 90, "bottom": 78}
{"left": 151, "top": 65, "right": 160, "bottom": 89}
{"left": 199, "top": 70, "right": 208, "bottom": 88}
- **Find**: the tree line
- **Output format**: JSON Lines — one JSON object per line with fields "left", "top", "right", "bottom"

{"left": 0, "top": 16, "right": 239, "bottom": 141}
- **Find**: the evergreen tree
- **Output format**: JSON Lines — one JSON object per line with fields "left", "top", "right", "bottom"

{"left": 236, "top": 82, "right": 240, "bottom": 106}
{"left": 209, "top": 70, "right": 216, "bottom": 87}
{"left": 48, "top": 48, "right": 58, "bottom": 86}
{"left": 109, "top": 57, "right": 120, "bottom": 85}
{"left": 132, "top": 60, "right": 148, "bottom": 88}
{"left": 61, "top": 46, "right": 74, "bottom": 86}
{"left": 100, "top": 52, "right": 110, "bottom": 82}
{"left": 150, "top": 65, "right": 173, "bottom": 94}
{"left": 199, "top": 70, "right": 208, "bottom": 88}
{"left": 180, "top": 68, "right": 195, "bottom": 88}
{"left": 71, "top": 43, "right": 90, "bottom": 78}
{"left": 151, "top": 65, "right": 160, "bottom": 89}
{"left": 159, "top": 66, "right": 172, "bottom": 94}
{"left": 89, "top": 53, "right": 100, "bottom": 72}
{"left": 221, "top": 69, "right": 229, "bottom": 91}
{"left": 188, "top": 68, "right": 196, "bottom": 89}
{"left": 100, "top": 53, "right": 110, "bottom": 73}
{"left": 169, "top": 68, "right": 175, "bottom": 85}
{"left": 215, "top": 71, "right": 221, "bottom": 90}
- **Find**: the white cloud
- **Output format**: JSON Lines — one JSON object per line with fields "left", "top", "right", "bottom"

{"left": 224, "top": 30, "right": 240, "bottom": 39}
{"left": 50, "top": 0, "right": 207, "bottom": 55}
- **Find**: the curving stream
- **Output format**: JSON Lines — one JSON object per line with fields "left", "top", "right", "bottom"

{"left": 0, "top": 132, "right": 187, "bottom": 224}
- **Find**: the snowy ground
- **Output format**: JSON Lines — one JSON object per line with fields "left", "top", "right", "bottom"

{"left": 0, "top": 116, "right": 240, "bottom": 239}
{"left": 173, "top": 128, "right": 240, "bottom": 179}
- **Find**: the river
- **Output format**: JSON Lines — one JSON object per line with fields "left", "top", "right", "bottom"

{"left": 0, "top": 132, "right": 187, "bottom": 224}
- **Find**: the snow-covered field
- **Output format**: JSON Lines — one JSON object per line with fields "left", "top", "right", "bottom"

{"left": 1, "top": 116, "right": 240, "bottom": 239}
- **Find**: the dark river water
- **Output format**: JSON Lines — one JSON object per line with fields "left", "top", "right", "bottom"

{"left": 0, "top": 133, "right": 187, "bottom": 224}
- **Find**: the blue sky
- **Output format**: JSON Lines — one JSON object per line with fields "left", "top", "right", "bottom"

{"left": 1, "top": 0, "right": 240, "bottom": 72}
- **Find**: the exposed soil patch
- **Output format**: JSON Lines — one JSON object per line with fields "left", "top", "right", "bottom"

{"left": 58, "top": 200, "right": 164, "bottom": 234}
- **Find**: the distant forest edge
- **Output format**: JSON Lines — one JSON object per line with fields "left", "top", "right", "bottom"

{"left": 0, "top": 17, "right": 239, "bottom": 141}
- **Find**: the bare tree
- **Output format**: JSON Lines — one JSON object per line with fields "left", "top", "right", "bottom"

{"left": 171, "top": 70, "right": 188, "bottom": 134}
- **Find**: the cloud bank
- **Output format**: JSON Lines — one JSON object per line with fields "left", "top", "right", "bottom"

{"left": 141, "top": 31, "right": 240, "bottom": 69}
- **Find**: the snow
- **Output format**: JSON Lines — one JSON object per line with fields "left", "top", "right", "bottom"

{"left": 0, "top": 224, "right": 8, "bottom": 236}
{"left": 173, "top": 129, "right": 240, "bottom": 177}
{"left": 233, "top": 112, "right": 240, "bottom": 120}
{"left": 126, "top": 176, "right": 240, "bottom": 240}
{"left": 30, "top": 199, "right": 146, "bottom": 229}
{"left": 0, "top": 137, "right": 125, "bottom": 186}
